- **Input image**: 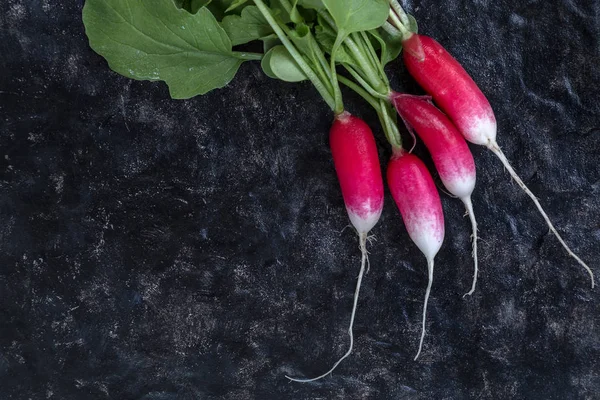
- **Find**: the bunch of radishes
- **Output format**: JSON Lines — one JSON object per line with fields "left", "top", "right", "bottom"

{"left": 82, "top": 0, "right": 594, "bottom": 382}
{"left": 285, "top": 2, "right": 594, "bottom": 381}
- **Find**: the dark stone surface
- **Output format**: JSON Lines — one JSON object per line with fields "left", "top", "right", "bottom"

{"left": 1, "top": 0, "right": 599, "bottom": 399}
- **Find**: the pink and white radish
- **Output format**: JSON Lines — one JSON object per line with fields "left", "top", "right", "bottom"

{"left": 330, "top": 112, "right": 384, "bottom": 237}
{"left": 387, "top": 150, "right": 444, "bottom": 359}
{"left": 392, "top": 93, "right": 479, "bottom": 296}
{"left": 286, "top": 112, "right": 384, "bottom": 382}
{"left": 402, "top": 33, "right": 594, "bottom": 288}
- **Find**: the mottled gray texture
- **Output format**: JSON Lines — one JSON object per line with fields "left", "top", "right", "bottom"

{"left": 1, "top": 0, "right": 599, "bottom": 399}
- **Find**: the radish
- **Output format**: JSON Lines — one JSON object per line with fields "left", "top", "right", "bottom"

{"left": 391, "top": 93, "right": 480, "bottom": 296}
{"left": 401, "top": 33, "right": 595, "bottom": 288}
{"left": 387, "top": 150, "right": 444, "bottom": 359}
{"left": 286, "top": 112, "right": 384, "bottom": 382}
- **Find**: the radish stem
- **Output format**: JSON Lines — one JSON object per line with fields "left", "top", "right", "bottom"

{"left": 379, "top": 99, "right": 402, "bottom": 149}
{"left": 389, "top": 0, "right": 410, "bottom": 26}
{"left": 360, "top": 31, "right": 389, "bottom": 86}
{"left": 285, "top": 232, "right": 370, "bottom": 382}
{"left": 337, "top": 75, "right": 381, "bottom": 113}
{"left": 253, "top": 0, "right": 336, "bottom": 110}
{"left": 343, "top": 65, "right": 388, "bottom": 100}
{"left": 345, "top": 36, "right": 388, "bottom": 95}
{"left": 383, "top": 21, "right": 401, "bottom": 37}
{"left": 330, "top": 33, "right": 347, "bottom": 114}
{"left": 489, "top": 143, "right": 595, "bottom": 288}
{"left": 232, "top": 52, "right": 264, "bottom": 61}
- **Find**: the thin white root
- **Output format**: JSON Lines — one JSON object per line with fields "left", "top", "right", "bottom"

{"left": 461, "top": 196, "right": 479, "bottom": 297}
{"left": 415, "top": 258, "right": 434, "bottom": 360}
{"left": 489, "top": 143, "right": 595, "bottom": 288}
{"left": 360, "top": 237, "right": 372, "bottom": 274}
{"left": 366, "top": 234, "right": 378, "bottom": 244}
{"left": 285, "top": 232, "right": 370, "bottom": 382}
{"left": 339, "top": 224, "right": 353, "bottom": 234}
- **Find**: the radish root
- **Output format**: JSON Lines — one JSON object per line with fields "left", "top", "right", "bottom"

{"left": 461, "top": 196, "right": 479, "bottom": 297}
{"left": 415, "top": 258, "right": 434, "bottom": 360}
{"left": 489, "top": 142, "right": 595, "bottom": 288}
{"left": 285, "top": 232, "right": 369, "bottom": 382}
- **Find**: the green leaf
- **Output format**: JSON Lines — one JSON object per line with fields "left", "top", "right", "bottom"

{"left": 83, "top": 0, "right": 253, "bottom": 99}
{"left": 205, "top": 0, "right": 233, "bottom": 19}
{"left": 314, "top": 24, "right": 357, "bottom": 67}
{"left": 297, "top": 0, "right": 324, "bottom": 11}
{"left": 288, "top": 24, "right": 313, "bottom": 57}
{"left": 289, "top": 0, "right": 321, "bottom": 22}
{"left": 407, "top": 13, "right": 418, "bottom": 33}
{"left": 260, "top": 47, "right": 278, "bottom": 79}
{"left": 225, "top": 0, "right": 248, "bottom": 12}
{"left": 261, "top": 34, "right": 281, "bottom": 53}
{"left": 321, "top": 0, "right": 389, "bottom": 34}
{"left": 172, "top": 0, "right": 211, "bottom": 13}
{"left": 221, "top": 6, "right": 273, "bottom": 46}
{"left": 369, "top": 29, "right": 402, "bottom": 66}
{"left": 261, "top": 45, "right": 307, "bottom": 82}
{"left": 267, "top": 0, "right": 292, "bottom": 24}
{"left": 289, "top": 0, "right": 303, "bottom": 23}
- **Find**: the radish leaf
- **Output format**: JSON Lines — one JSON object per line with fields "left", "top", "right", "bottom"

{"left": 83, "top": 0, "right": 259, "bottom": 99}
{"left": 261, "top": 34, "right": 281, "bottom": 53}
{"left": 296, "top": 0, "right": 324, "bottom": 11}
{"left": 225, "top": 0, "right": 248, "bottom": 12}
{"left": 172, "top": 0, "right": 211, "bottom": 13}
{"left": 222, "top": 6, "right": 273, "bottom": 46}
{"left": 368, "top": 29, "right": 402, "bottom": 66}
{"left": 261, "top": 45, "right": 307, "bottom": 82}
{"left": 315, "top": 24, "right": 358, "bottom": 68}
{"left": 321, "top": 0, "right": 389, "bottom": 34}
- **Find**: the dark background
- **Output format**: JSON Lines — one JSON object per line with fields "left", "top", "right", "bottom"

{"left": 1, "top": 0, "right": 599, "bottom": 399}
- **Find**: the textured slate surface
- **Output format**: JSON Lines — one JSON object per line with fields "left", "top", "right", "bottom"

{"left": 1, "top": 1, "right": 599, "bottom": 399}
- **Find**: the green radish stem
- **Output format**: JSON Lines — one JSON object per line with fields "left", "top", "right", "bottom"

{"left": 330, "top": 33, "right": 347, "bottom": 114}
{"left": 382, "top": 21, "right": 401, "bottom": 37}
{"left": 253, "top": 0, "right": 337, "bottom": 110}
{"left": 343, "top": 65, "right": 389, "bottom": 100}
{"left": 379, "top": 99, "right": 402, "bottom": 149}
{"left": 389, "top": 0, "right": 410, "bottom": 26}
{"left": 315, "top": 8, "right": 389, "bottom": 96}
{"left": 337, "top": 75, "right": 381, "bottom": 112}
{"left": 360, "top": 31, "right": 389, "bottom": 86}
{"left": 337, "top": 74, "right": 402, "bottom": 150}
{"left": 232, "top": 52, "right": 264, "bottom": 61}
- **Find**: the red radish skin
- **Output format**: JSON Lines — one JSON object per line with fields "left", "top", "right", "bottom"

{"left": 392, "top": 93, "right": 480, "bottom": 296}
{"left": 330, "top": 112, "right": 384, "bottom": 234}
{"left": 402, "top": 33, "right": 594, "bottom": 288}
{"left": 286, "top": 112, "right": 384, "bottom": 382}
{"left": 387, "top": 151, "right": 444, "bottom": 359}
{"left": 402, "top": 34, "right": 496, "bottom": 146}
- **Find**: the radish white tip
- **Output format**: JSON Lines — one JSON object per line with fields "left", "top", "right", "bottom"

{"left": 286, "top": 232, "right": 370, "bottom": 383}
{"left": 438, "top": 184, "right": 458, "bottom": 199}
{"left": 489, "top": 143, "right": 595, "bottom": 289}
{"left": 415, "top": 257, "right": 435, "bottom": 360}
{"left": 461, "top": 196, "right": 479, "bottom": 297}
{"left": 348, "top": 208, "right": 381, "bottom": 235}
